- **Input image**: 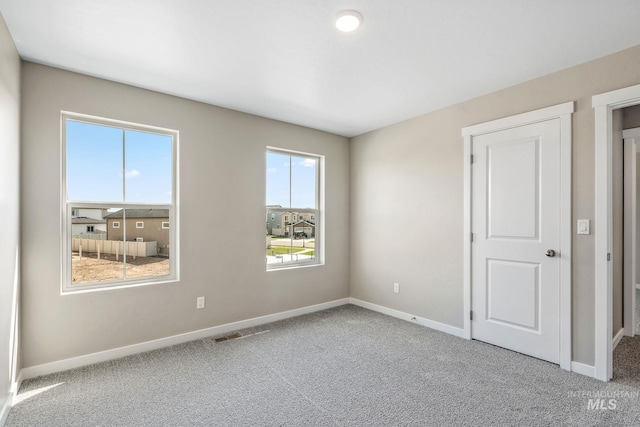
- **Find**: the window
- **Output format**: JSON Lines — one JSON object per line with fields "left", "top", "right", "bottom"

{"left": 266, "top": 148, "right": 321, "bottom": 269}
{"left": 63, "top": 112, "right": 178, "bottom": 292}
{"left": 87, "top": 225, "right": 94, "bottom": 233}
{"left": 72, "top": 208, "right": 79, "bottom": 217}
{"left": 162, "top": 222, "right": 170, "bottom": 229}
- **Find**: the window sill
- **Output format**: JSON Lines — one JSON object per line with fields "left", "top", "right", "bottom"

{"left": 266, "top": 261, "right": 324, "bottom": 272}
{"left": 61, "top": 276, "right": 178, "bottom": 295}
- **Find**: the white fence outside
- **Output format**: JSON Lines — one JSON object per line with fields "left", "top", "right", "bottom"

{"left": 72, "top": 233, "right": 106, "bottom": 240}
{"left": 72, "top": 238, "right": 158, "bottom": 257}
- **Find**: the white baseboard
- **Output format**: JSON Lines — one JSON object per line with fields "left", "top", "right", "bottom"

{"left": 0, "top": 372, "right": 22, "bottom": 426}
{"left": 571, "top": 361, "right": 596, "bottom": 378}
{"left": 12, "top": 371, "right": 22, "bottom": 396}
{"left": 613, "top": 328, "right": 625, "bottom": 350}
{"left": 349, "top": 298, "right": 466, "bottom": 338}
{"left": 348, "top": 298, "right": 601, "bottom": 380}
{"left": 0, "top": 392, "right": 13, "bottom": 427}
{"left": 20, "top": 298, "right": 350, "bottom": 381}
{"left": 17, "top": 296, "right": 596, "bottom": 387}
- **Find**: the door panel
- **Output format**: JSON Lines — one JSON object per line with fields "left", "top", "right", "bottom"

{"left": 472, "top": 119, "right": 560, "bottom": 364}
{"left": 487, "top": 138, "right": 539, "bottom": 240}
{"left": 487, "top": 259, "right": 539, "bottom": 330}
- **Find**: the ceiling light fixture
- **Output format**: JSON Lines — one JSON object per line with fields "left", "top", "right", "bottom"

{"left": 334, "top": 10, "right": 363, "bottom": 32}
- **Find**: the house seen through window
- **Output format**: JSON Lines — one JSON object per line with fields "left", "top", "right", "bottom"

{"left": 266, "top": 148, "right": 321, "bottom": 269}
{"left": 63, "top": 113, "right": 178, "bottom": 291}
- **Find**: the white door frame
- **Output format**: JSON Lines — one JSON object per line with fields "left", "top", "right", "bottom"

{"left": 623, "top": 128, "right": 639, "bottom": 339}
{"left": 462, "top": 102, "right": 573, "bottom": 371}
{"left": 593, "top": 84, "right": 640, "bottom": 381}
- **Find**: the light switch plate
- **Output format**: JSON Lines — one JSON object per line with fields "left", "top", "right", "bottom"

{"left": 577, "top": 219, "right": 590, "bottom": 235}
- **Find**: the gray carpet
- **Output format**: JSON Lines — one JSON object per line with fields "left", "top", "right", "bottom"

{"left": 6, "top": 304, "right": 640, "bottom": 426}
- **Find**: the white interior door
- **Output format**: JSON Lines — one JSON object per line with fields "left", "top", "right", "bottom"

{"left": 471, "top": 119, "right": 561, "bottom": 364}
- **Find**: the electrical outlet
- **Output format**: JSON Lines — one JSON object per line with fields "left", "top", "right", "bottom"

{"left": 196, "top": 296, "right": 205, "bottom": 309}
{"left": 393, "top": 283, "right": 400, "bottom": 293}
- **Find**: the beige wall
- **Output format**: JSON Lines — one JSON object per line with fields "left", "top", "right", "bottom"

{"left": 0, "top": 12, "right": 20, "bottom": 417}
{"left": 350, "top": 44, "right": 640, "bottom": 366}
{"left": 20, "top": 62, "right": 350, "bottom": 368}
{"left": 14, "top": 31, "right": 640, "bottom": 375}
{"left": 623, "top": 104, "right": 640, "bottom": 129}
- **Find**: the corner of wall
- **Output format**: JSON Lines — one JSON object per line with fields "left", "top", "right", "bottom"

{"left": 0, "top": 9, "right": 22, "bottom": 427}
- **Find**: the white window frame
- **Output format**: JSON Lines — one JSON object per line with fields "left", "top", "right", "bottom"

{"left": 113, "top": 221, "right": 120, "bottom": 229}
{"left": 162, "top": 222, "right": 170, "bottom": 229}
{"left": 136, "top": 221, "right": 144, "bottom": 229}
{"left": 61, "top": 112, "right": 179, "bottom": 293}
{"left": 266, "top": 147, "right": 323, "bottom": 270}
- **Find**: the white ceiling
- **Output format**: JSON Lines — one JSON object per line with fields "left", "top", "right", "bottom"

{"left": 1, "top": 1, "right": 640, "bottom": 137}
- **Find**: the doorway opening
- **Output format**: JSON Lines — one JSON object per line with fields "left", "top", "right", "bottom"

{"left": 593, "top": 84, "right": 640, "bottom": 381}
{"left": 611, "top": 117, "right": 640, "bottom": 383}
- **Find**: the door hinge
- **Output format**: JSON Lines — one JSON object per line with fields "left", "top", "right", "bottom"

{"left": 607, "top": 253, "right": 611, "bottom": 261}
{"left": 470, "top": 310, "right": 473, "bottom": 320}
{"left": 470, "top": 154, "right": 474, "bottom": 164}
{"left": 471, "top": 233, "right": 474, "bottom": 242}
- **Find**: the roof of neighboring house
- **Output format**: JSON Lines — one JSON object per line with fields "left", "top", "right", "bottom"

{"left": 291, "top": 220, "right": 315, "bottom": 227}
{"left": 71, "top": 217, "right": 106, "bottom": 224}
{"left": 272, "top": 211, "right": 315, "bottom": 216}
{"left": 103, "top": 209, "right": 170, "bottom": 219}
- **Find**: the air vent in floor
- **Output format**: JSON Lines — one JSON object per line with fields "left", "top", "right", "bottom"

{"left": 212, "top": 329, "right": 270, "bottom": 343}
{"left": 213, "top": 332, "right": 242, "bottom": 343}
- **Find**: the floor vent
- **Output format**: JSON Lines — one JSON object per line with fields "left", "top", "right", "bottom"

{"left": 213, "top": 332, "right": 242, "bottom": 343}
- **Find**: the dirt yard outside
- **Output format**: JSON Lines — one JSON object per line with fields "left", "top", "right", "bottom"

{"left": 71, "top": 252, "right": 170, "bottom": 284}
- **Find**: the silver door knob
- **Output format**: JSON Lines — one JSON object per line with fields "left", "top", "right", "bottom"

{"left": 545, "top": 249, "right": 556, "bottom": 257}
